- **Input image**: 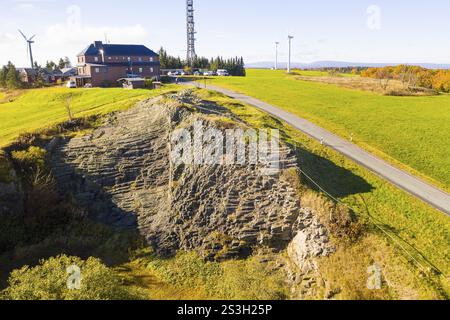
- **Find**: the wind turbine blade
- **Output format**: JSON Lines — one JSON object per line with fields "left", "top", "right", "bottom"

{"left": 29, "top": 35, "right": 36, "bottom": 41}
{"left": 18, "top": 29, "right": 27, "bottom": 40}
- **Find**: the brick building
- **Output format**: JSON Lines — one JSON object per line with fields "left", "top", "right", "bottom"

{"left": 72, "top": 41, "right": 160, "bottom": 87}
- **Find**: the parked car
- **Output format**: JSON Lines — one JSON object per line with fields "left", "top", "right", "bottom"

{"left": 203, "top": 71, "right": 215, "bottom": 76}
{"left": 168, "top": 71, "right": 181, "bottom": 76}
{"left": 194, "top": 71, "right": 201, "bottom": 76}
{"left": 66, "top": 81, "right": 76, "bottom": 88}
{"left": 217, "top": 69, "right": 230, "bottom": 76}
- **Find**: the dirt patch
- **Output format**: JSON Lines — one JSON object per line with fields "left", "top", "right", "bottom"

{"left": 295, "top": 75, "right": 437, "bottom": 96}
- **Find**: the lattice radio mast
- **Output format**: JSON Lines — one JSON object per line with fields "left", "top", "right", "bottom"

{"left": 186, "top": 0, "right": 197, "bottom": 65}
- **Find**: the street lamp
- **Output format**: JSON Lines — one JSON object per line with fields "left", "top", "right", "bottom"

{"left": 275, "top": 42, "right": 279, "bottom": 70}
{"left": 127, "top": 57, "right": 132, "bottom": 76}
{"left": 99, "top": 49, "right": 105, "bottom": 64}
{"left": 287, "top": 35, "right": 294, "bottom": 73}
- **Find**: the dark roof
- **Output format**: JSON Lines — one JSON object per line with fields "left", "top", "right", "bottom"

{"left": 78, "top": 42, "right": 158, "bottom": 57}
{"left": 18, "top": 68, "right": 37, "bottom": 75}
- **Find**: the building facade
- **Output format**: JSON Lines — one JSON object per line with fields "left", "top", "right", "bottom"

{"left": 73, "top": 41, "right": 160, "bottom": 87}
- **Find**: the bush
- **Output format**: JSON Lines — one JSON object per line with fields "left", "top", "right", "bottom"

{"left": 160, "top": 75, "right": 172, "bottom": 84}
{"left": 1, "top": 255, "right": 144, "bottom": 300}
{"left": 0, "top": 151, "right": 13, "bottom": 183}
{"left": 11, "top": 146, "right": 46, "bottom": 173}
{"left": 144, "top": 79, "right": 153, "bottom": 88}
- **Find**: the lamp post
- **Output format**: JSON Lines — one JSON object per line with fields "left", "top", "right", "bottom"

{"left": 275, "top": 42, "right": 279, "bottom": 70}
{"left": 99, "top": 49, "right": 105, "bottom": 64}
{"left": 287, "top": 35, "right": 294, "bottom": 73}
{"left": 127, "top": 57, "right": 132, "bottom": 76}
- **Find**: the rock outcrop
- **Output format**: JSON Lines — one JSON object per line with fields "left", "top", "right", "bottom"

{"left": 48, "top": 91, "right": 334, "bottom": 262}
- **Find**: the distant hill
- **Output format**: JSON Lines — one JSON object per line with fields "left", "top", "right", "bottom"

{"left": 246, "top": 61, "right": 450, "bottom": 70}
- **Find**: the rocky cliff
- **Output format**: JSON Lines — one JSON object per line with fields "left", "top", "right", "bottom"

{"left": 48, "top": 91, "right": 334, "bottom": 263}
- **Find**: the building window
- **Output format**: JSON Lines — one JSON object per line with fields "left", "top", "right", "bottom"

{"left": 150, "top": 67, "right": 154, "bottom": 72}
{"left": 138, "top": 57, "right": 142, "bottom": 62}
{"left": 94, "top": 57, "right": 99, "bottom": 62}
{"left": 95, "top": 67, "right": 100, "bottom": 73}
{"left": 108, "top": 57, "right": 112, "bottom": 60}
{"left": 150, "top": 57, "right": 153, "bottom": 62}
{"left": 139, "top": 68, "right": 143, "bottom": 73}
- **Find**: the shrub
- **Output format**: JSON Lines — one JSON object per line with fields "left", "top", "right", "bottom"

{"left": 160, "top": 75, "right": 172, "bottom": 84}
{"left": 1, "top": 255, "right": 144, "bottom": 300}
{"left": 0, "top": 150, "right": 13, "bottom": 183}
{"left": 144, "top": 78, "right": 153, "bottom": 88}
{"left": 11, "top": 146, "right": 47, "bottom": 173}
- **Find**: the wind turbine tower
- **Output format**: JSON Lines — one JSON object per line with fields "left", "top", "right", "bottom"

{"left": 19, "top": 30, "right": 36, "bottom": 69}
{"left": 186, "top": 0, "right": 197, "bottom": 65}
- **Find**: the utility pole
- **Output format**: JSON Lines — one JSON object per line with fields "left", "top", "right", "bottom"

{"left": 287, "top": 35, "right": 294, "bottom": 73}
{"left": 275, "top": 42, "right": 279, "bottom": 70}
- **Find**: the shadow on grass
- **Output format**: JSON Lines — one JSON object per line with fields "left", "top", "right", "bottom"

{"left": 292, "top": 142, "right": 375, "bottom": 198}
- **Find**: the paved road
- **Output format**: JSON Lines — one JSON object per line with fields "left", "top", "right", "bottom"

{"left": 187, "top": 81, "right": 450, "bottom": 216}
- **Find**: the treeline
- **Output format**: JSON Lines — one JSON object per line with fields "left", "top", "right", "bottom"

{"left": 45, "top": 57, "right": 71, "bottom": 71}
{"left": 0, "top": 62, "right": 21, "bottom": 89}
{"left": 158, "top": 47, "right": 246, "bottom": 76}
{"left": 361, "top": 65, "right": 450, "bottom": 92}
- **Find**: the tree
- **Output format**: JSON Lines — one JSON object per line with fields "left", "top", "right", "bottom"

{"left": 58, "top": 58, "right": 66, "bottom": 69}
{"left": 63, "top": 57, "right": 72, "bottom": 68}
{"left": 375, "top": 68, "right": 392, "bottom": 90}
{"left": 46, "top": 60, "right": 57, "bottom": 70}
{"left": 6, "top": 62, "right": 20, "bottom": 89}
{"left": 158, "top": 46, "right": 246, "bottom": 76}
{"left": 0, "top": 66, "right": 7, "bottom": 87}
{"left": 0, "top": 255, "right": 145, "bottom": 300}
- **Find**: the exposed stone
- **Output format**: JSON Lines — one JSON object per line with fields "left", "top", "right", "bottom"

{"left": 48, "top": 91, "right": 335, "bottom": 262}
{"left": 288, "top": 208, "right": 335, "bottom": 272}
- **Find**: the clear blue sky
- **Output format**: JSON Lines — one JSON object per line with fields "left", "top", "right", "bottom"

{"left": 1, "top": 0, "right": 449, "bottom": 67}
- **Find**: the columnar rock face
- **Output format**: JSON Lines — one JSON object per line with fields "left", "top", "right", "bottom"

{"left": 48, "top": 92, "right": 334, "bottom": 261}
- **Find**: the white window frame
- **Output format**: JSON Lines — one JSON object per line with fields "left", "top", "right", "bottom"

{"left": 95, "top": 67, "right": 100, "bottom": 73}
{"left": 139, "top": 67, "right": 143, "bottom": 73}
{"left": 94, "top": 57, "right": 99, "bottom": 62}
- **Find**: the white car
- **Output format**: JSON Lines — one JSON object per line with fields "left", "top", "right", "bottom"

{"left": 217, "top": 69, "right": 230, "bottom": 76}
{"left": 66, "top": 81, "right": 76, "bottom": 88}
{"left": 203, "top": 71, "right": 215, "bottom": 76}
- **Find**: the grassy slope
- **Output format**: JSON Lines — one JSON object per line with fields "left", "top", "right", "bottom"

{"left": 196, "top": 89, "right": 450, "bottom": 299}
{"left": 0, "top": 86, "right": 178, "bottom": 147}
{"left": 210, "top": 69, "right": 450, "bottom": 190}
{"left": 1, "top": 86, "right": 448, "bottom": 299}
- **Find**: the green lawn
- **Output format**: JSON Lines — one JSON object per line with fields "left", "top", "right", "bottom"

{"left": 0, "top": 86, "right": 177, "bottom": 147}
{"left": 211, "top": 69, "right": 450, "bottom": 190}
{"left": 196, "top": 89, "right": 450, "bottom": 298}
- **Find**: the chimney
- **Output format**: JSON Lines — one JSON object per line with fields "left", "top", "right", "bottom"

{"left": 94, "top": 41, "right": 103, "bottom": 48}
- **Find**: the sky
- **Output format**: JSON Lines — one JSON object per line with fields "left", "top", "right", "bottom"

{"left": 1, "top": 0, "right": 450, "bottom": 67}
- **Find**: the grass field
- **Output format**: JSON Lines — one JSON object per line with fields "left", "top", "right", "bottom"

{"left": 0, "top": 86, "right": 178, "bottom": 147}
{"left": 0, "top": 85, "right": 448, "bottom": 299}
{"left": 196, "top": 89, "right": 450, "bottom": 299}
{"left": 210, "top": 69, "right": 450, "bottom": 190}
